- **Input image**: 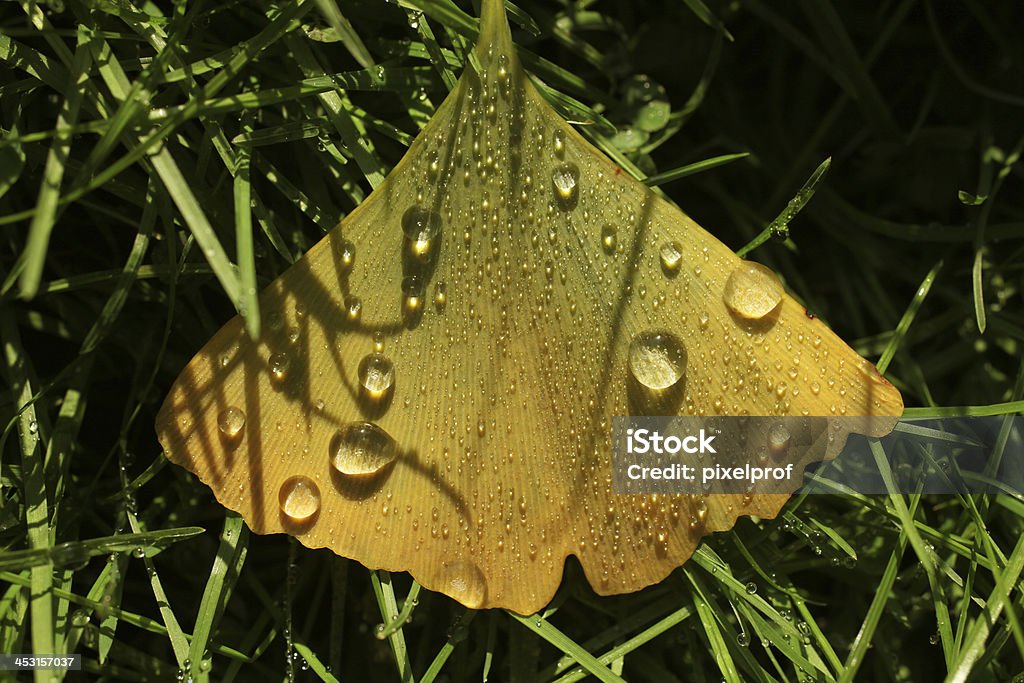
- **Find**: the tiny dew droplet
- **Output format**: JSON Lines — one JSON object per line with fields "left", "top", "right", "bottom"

{"left": 659, "top": 241, "right": 683, "bottom": 274}
{"left": 600, "top": 224, "right": 617, "bottom": 254}
{"left": 628, "top": 331, "right": 687, "bottom": 391}
{"left": 279, "top": 476, "right": 321, "bottom": 522}
{"left": 551, "top": 162, "right": 579, "bottom": 210}
{"left": 434, "top": 282, "right": 447, "bottom": 310}
{"left": 337, "top": 238, "right": 356, "bottom": 273}
{"left": 217, "top": 407, "right": 246, "bottom": 441}
{"left": 268, "top": 352, "right": 291, "bottom": 383}
{"left": 330, "top": 422, "right": 398, "bottom": 476}
{"left": 345, "top": 296, "right": 363, "bottom": 323}
{"left": 767, "top": 422, "right": 791, "bottom": 457}
{"left": 358, "top": 353, "right": 396, "bottom": 402}
{"left": 723, "top": 261, "right": 784, "bottom": 319}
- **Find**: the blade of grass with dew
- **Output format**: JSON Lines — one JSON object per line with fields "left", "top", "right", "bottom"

{"left": 292, "top": 638, "right": 341, "bottom": 683}
{"left": 507, "top": 612, "right": 626, "bottom": 683}
{"left": 18, "top": 28, "right": 91, "bottom": 299}
{"left": 551, "top": 605, "right": 695, "bottom": 683}
{"left": 946, "top": 534, "right": 1024, "bottom": 683}
{"left": 737, "top": 157, "right": 831, "bottom": 257}
{"left": 683, "top": 569, "right": 742, "bottom": 683}
{"left": 370, "top": 570, "right": 415, "bottom": 682}
{"left": 547, "top": 592, "right": 684, "bottom": 677}
{"left": 0, "top": 527, "right": 205, "bottom": 572}
{"left": 314, "top": 0, "right": 374, "bottom": 69}
{"left": 644, "top": 152, "right": 750, "bottom": 187}
{"left": 411, "top": 10, "right": 458, "bottom": 90}
{"left": 125, "top": 510, "right": 191, "bottom": 668}
{"left": 186, "top": 513, "right": 248, "bottom": 681}
{"left": 1, "top": 310, "right": 56, "bottom": 680}
{"left": 419, "top": 610, "right": 477, "bottom": 683}
{"left": 874, "top": 259, "right": 943, "bottom": 374}
{"left": 85, "top": 553, "right": 129, "bottom": 664}
{"left": 870, "top": 438, "right": 955, "bottom": 667}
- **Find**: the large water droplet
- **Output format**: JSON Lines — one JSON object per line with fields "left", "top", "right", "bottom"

{"left": 601, "top": 224, "right": 617, "bottom": 254}
{"left": 767, "top": 423, "right": 791, "bottom": 457}
{"left": 402, "top": 206, "right": 442, "bottom": 261}
{"left": 358, "top": 353, "right": 395, "bottom": 401}
{"left": 441, "top": 560, "right": 487, "bottom": 609}
{"left": 279, "top": 476, "right": 321, "bottom": 522}
{"left": 659, "top": 241, "right": 682, "bottom": 274}
{"left": 330, "top": 422, "right": 397, "bottom": 476}
{"left": 628, "top": 331, "right": 686, "bottom": 391}
{"left": 551, "top": 163, "right": 579, "bottom": 210}
{"left": 723, "top": 261, "right": 784, "bottom": 319}
{"left": 217, "top": 407, "right": 245, "bottom": 441}
{"left": 268, "top": 352, "right": 291, "bottom": 384}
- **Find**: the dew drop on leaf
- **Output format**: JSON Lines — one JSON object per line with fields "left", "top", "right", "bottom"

{"left": 279, "top": 476, "right": 321, "bottom": 522}
{"left": 330, "top": 422, "right": 397, "bottom": 476}
{"left": 723, "top": 261, "right": 784, "bottom": 319}
{"left": 628, "top": 331, "right": 686, "bottom": 391}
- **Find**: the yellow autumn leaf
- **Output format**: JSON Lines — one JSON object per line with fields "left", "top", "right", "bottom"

{"left": 156, "top": 0, "right": 903, "bottom": 614}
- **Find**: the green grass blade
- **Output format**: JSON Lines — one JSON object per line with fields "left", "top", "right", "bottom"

{"left": 18, "top": 28, "right": 91, "bottom": 299}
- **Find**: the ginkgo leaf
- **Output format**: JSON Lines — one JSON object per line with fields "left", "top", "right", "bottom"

{"left": 155, "top": 0, "right": 903, "bottom": 614}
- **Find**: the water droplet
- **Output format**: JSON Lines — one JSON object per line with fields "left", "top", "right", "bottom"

{"left": 745, "top": 581, "right": 757, "bottom": 595}
{"left": 659, "top": 241, "right": 682, "bottom": 274}
{"left": 132, "top": 547, "right": 145, "bottom": 558}
{"left": 600, "top": 224, "right": 617, "bottom": 253}
{"left": 330, "top": 422, "right": 397, "bottom": 476}
{"left": 767, "top": 423, "right": 791, "bottom": 457}
{"left": 402, "top": 206, "right": 442, "bottom": 261}
{"left": 337, "top": 239, "right": 356, "bottom": 272}
{"left": 737, "top": 631, "right": 750, "bottom": 647}
{"left": 402, "top": 275, "right": 425, "bottom": 316}
{"left": 345, "top": 296, "right": 362, "bottom": 322}
{"left": 434, "top": 282, "right": 447, "bottom": 310}
{"left": 358, "top": 353, "right": 395, "bottom": 402}
{"left": 551, "top": 163, "right": 579, "bottom": 210}
{"left": 217, "top": 407, "right": 246, "bottom": 441}
{"left": 71, "top": 609, "right": 89, "bottom": 627}
{"left": 553, "top": 130, "right": 565, "bottom": 156}
{"left": 268, "top": 352, "right": 291, "bottom": 383}
{"left": 723, "top": 261, "right": 784, "bottom": 319}
{"left": 279, "top": 476, "right": 321, "bottom": 522}
{"left": 28, "top": 420, "right": 38, "bottom": 435}
{"left": 441, "top": 560, "right": 487, "bottom": 609}
{"left": 628, "top": 331, "right": 686, "bottom": 391}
